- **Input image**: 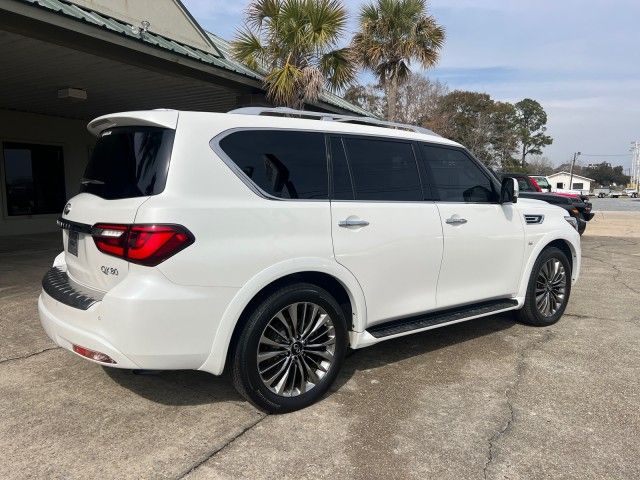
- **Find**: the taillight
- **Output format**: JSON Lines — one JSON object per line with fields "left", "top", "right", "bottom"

{"left": 92, "top": 223, "right": 194, "bottom": 266}
{"left": 529, "top": 177, "right": 542, "bottom": 192}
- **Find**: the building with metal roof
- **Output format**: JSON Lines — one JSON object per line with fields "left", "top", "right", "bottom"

{"left": 0, "top": 0, "right": 371, "bottom": 235}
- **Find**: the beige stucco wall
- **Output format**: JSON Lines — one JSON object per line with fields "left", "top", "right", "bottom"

{"left": 68, "top": 0, "right": 213, "bottom": 52}
{"left": 0, "top": 110, "right": 93, "bottom": 236}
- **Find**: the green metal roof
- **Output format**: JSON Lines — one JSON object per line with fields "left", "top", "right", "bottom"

{"left": 19, "top": 0, "right": 373, "bottom": 117}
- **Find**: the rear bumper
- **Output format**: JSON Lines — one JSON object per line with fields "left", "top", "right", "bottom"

{"left": 38, "top": 265, "right": 239, "bottom": 372}
{"left": 39, "top": 293, "right": 141, "bottom": 368}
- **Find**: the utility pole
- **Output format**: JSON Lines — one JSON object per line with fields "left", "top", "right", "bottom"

{"left": 631, "top": 141, "right": 640, "bottom": 192}
{"left": 568, "top": 152, "right": 581, "bottom": 190}
{"left": 631, "top": 141, "right": 640, "bottom": 193}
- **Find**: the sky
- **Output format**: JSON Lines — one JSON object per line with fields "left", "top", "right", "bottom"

{"left": 182, "top": 0, "right": 640, "bottom": 170}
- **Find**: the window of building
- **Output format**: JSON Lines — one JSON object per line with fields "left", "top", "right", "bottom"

{"left": 573, "top": 182, "right": 584, "bottom": 190}
{"left": 2, "top": 142, "right": 66, "bottom": 216}
{"left": 341, "top": 137, "right": 422, "bottom": 201}
{"left": 420, "top": 145, "right": 496, "bottom": 202}
{"left": 557, "top": 182, "right": 564, "bottom": 188}
{"left": 219, "top": 130, "right": 328, "bottom": 199}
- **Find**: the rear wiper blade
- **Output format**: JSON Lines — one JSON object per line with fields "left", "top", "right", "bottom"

{"left": 81, "top": 178, "right": 105, "bottom": 185}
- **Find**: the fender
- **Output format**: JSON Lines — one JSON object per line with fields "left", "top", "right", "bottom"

{"left": 197, "top": 257, "right": 367, "bottom": 375}
{"left": 516, "top": 229, "right": 581, "bottom": 300}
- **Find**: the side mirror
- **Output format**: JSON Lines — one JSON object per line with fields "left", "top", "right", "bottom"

{"left": 500, "top": 177, "right": 518, "bottom": 204}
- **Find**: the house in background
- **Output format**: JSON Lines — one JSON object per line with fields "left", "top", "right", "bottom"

{"left": 547, "top": 171, "right": 594, "bottom": 194}
{"left": 0, "top": 0, "right": 370, "bottom": 236}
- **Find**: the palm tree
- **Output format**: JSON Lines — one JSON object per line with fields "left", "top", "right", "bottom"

{"left": 232, "top": 0, "right": 356, "bottom": 109}
{"left": 352, "top": 0, "right": 445, "bottom": 121}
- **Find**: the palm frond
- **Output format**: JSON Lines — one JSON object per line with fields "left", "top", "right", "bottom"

{"left": 231, "top": 27, "right": 268, "bottom": 70}
{"left": 319, "top": 48, "right": 356, "bottom": 90}
{"left": 265, "top": 61, "right": 303, "bottom": 106}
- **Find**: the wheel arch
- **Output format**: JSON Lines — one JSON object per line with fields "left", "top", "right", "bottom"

{"left": 517, "top": 233, "right": 580, "bottom": 299}
{"left": 198, "top": 260, "right": 367, "bottom": 375}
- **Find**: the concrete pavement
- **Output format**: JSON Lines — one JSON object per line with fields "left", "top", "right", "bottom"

{"left": 0, "top": 217, "right": 638, "bottom": 479}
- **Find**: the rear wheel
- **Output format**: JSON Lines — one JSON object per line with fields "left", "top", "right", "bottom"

{"left": 231, "top": 283, "right": 348, "bottom": 413}
{"left": 516, "top": 247, "right": 571, "bottom": 326}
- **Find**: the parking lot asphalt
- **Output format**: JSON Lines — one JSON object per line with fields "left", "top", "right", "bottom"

{"left": 1, "top": 216, "right": 639, "bottom": 480}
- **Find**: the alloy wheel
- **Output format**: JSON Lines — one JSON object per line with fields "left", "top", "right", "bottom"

{"left": 257, "top": 302, "right": 336, "bottom": 397}
{"left": 535, "top": 258, "right": 567, "bottom": 317}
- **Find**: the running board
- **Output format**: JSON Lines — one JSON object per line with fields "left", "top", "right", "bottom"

{"left": 366, "top": 299, "right": 519, "bottom": 339}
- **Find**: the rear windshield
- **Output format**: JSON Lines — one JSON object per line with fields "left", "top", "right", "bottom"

{"left": 81, "top": 126, "right": 174, "bottom": 199}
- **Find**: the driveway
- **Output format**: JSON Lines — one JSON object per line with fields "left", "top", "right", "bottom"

{"left": 1, "top": 217, "right": 639, "bottom": 479}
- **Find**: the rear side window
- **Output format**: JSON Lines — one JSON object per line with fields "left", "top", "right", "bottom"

{"left": 341, "top": 137, "right": 422, "bottom": 201}
{"left": 81, "top": 126, "right": 174, "bottom": 200}
{"left": 218, "top": 130, "right": 328, "bottom": 199}
{"left": 420, "top": 145, "right": 496, "bottom": 203}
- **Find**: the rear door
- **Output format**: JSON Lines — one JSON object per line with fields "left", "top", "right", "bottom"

{"left": 419, "top": 144, "right": 525, "bottom": 308}
{"left": 61, "top": 126, "right": 175, "bottom": 292}
{"left": 329, "top": 135, "right": 443, "bottom": 326}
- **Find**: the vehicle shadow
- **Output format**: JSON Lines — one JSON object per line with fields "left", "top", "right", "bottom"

{"left": 103, "top": 312, "right": 517, "bottom": 407}
{"left": 331, "top": 312, "right": 516, "bottom": 393}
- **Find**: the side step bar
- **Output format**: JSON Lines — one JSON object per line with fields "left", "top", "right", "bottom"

{"left": 366, "top": 299, "right": 519, "bottom": 339}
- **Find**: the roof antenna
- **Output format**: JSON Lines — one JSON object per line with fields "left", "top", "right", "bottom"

{"left": 131, "top": 20, "right": 151, "bottom": 36}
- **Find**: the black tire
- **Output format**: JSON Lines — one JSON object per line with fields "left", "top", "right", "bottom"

{"left": 516, "top": 247, "right": 572, "bottom": 326}
{"left": 231, "top": 283, "right": 348, "bottom": 413}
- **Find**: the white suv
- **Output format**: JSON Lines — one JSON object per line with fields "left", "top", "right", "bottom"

{"left": 39, "top": 108, "right": 581, "bottom": 412}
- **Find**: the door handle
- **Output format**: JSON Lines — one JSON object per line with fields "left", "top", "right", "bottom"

{"left": 338, "top": 218, "right": 370, "bottom": 228}
{"left": 445, "top": 216, "right": 467, "bottom": 225}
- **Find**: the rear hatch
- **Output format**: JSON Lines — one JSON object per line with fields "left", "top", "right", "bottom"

{"left": 61, "top": 125, "right": 175, "bottom": 292}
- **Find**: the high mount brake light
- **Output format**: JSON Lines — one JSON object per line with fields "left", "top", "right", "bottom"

{"left": 92, "top": 223, "right": 194, "bottom": 266}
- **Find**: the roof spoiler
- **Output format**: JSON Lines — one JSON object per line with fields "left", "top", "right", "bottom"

{"left": 87, "top": 109, "right": 179, "bottom": 136}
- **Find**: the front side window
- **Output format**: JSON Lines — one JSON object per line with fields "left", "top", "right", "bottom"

{"left": 341, "top": 137, "right": 422, "bottom": 201}
{"left": 2, "top": 142, "right": 66, "bottom": 216}
{"left": 420, "top": 145, "right": 496, "bottom": 203}
{"left": 219, "top": 130, "right": 328, "bottom": 199}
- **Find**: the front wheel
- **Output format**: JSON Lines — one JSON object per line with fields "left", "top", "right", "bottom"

{"left": 516, "top": 247, "right": 572, "bottom": 326}
{"left": 231, "top": 283, "right": 348, "bottom": 413}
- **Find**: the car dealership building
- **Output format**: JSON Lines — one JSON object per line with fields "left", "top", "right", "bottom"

{"left": 0, "top": 0, "right": 369, "bottom": 236}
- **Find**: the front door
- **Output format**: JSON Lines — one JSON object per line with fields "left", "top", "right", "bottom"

{"left": 419, "top": 144, "right": 525, "bottom": 308}
{"left": 329, "top": 136, "right": 443, "bottom": 326}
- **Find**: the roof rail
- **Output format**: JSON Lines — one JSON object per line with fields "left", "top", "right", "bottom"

{"left": 227, "top": 107, "right": 440, "bottom": 137}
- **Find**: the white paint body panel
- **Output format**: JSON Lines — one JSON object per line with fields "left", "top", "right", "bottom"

{"left": 330, "top": 201, "right": 443, "bottom": 325}
{"left": 39, "top": 110, "right": 581, "bottom": 375}
{"left": 435, "top": 202, "right": 525, "bottom": 307}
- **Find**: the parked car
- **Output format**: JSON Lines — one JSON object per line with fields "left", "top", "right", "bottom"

{"left": 499, "top": 173, "right": 593, "bottom": 235}
{"left": 39, "top": 108, "right": 581, "bottom": 412}
{"left": 531, "top": 175, "right": 552, "bottom": 192}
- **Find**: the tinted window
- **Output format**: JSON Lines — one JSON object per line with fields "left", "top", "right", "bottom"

{"left": 329, "top": 137, "right": 354, "bottom": 200}
{"left": 3, "top": 142, "right": 66, "bottom": 216}
{"left": 342, "top": 137, "right": 422, "bottom": 201}
{"left": 515, "top": 176, "right": 536, "bottom": 192}
{"left": 219, "top": 130, "right": 327, "bottom": 199}
{"left": 81, "top": 127, "right": 174, "bottom": 200}
{"left": 421, "top": 145, "right": 496, "bottom": 203}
